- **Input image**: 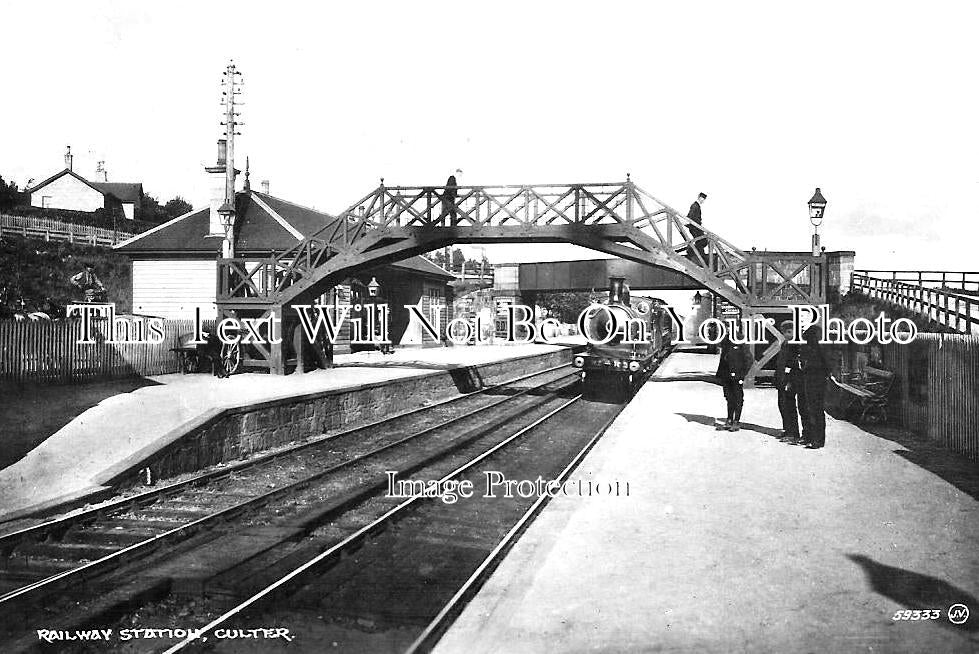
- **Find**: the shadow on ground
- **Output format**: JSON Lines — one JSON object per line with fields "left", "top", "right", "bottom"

{"left": 676, "top": 412, "right": 784, "bottom": 438}
{"left": 0, "top": 377, "right": 162, "bottom": 470}
{"left": 651, "top": 373, "right": 719, "bottom": 383}
{"left": 827, "top": 403, "right": 979, "bottom": 502}
{"left": 848, "top": 554, "right": 979, "bottom": 632}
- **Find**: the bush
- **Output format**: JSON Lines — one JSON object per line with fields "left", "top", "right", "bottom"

{"left": 0, "top": 235, "right": 132, "bottom": 313}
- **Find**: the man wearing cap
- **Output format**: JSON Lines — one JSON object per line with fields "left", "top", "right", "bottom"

{"left": 685, "top": 192, "right": 707, "bottom": 261}
{"left": 70, "top": 263, "right": 105, "bottom": 302}
{"left": 774, "top": 319, "right": 808, "bottom": 443}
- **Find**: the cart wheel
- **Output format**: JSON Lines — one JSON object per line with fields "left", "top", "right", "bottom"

{"left": 221, "top": 342, "right": 241, "bottom": 376}
{"left": 183, "top": 353, "right": 201, "bottom": 374}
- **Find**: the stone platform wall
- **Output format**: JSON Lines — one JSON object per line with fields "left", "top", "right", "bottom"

{"left": 110, "top": 348, "right": 573, "bottom": 488}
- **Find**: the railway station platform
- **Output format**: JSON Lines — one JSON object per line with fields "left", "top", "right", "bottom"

{"left": 0, "top": 344, "right": 570, "bottom": 526}
{"left": 435, "top": 351, "right": 979, "bottom": 653}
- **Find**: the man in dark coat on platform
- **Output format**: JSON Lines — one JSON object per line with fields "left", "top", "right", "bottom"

{"left": 799, "top": 324, "right": 831, "bottom": 448}
{"left": 775, "top": 320, "right": 808, "bottom": 442}
{"left": 716, "top": 330, "right": 754, "bottom": 431}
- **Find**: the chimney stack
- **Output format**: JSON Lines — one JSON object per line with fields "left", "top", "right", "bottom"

{"left": 205, "top": 139, "right": 235, "bottom": 237}
{"left": 261, "top": 180, "right": 270, "bottom": 195}
{"left": 65, "top": 145, "right": 73, "bottom": 171}
{"left": 217, "top": 139, "right": 227, "bottom": 166}
{"left": 608, "top": 276, "right": 630, "bottom": 305}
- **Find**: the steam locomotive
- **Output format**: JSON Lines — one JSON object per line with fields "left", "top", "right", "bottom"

{"left": 572, "top": 276, "right": 675, "bottom": 397}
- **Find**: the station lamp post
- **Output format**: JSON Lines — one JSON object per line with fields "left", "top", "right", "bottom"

{"left": 808, "top": 187, "right": 827, "bottom": 257}
{"left": 218, "top": 201, "right": 235, "bottom": 258}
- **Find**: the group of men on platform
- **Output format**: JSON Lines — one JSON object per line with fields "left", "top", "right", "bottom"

{"left": 774, "top": 321, "right": 830, "bottom": 449}
{"left": 691, "top": 193, "right": 830, "bottom": 448}
{"left": 713, "top": 317, "right": 831, "bottom": 449}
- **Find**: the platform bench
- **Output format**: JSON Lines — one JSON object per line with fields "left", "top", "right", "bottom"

{"left": 832, "top": 366, "right": 894, "bottom": 424}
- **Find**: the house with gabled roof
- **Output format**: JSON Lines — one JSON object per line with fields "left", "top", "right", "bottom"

{"left": 28, "top": 167, "right": 144, "bottom": 220}
{"left": 114, "top": 143, "right": 453, "bottom": 348}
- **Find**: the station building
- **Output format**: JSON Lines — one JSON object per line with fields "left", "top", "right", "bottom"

{"left": 115, "top": 146, "right": 453, "bottom": 351}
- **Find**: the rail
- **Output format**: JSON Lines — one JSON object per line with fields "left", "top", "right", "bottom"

{"left": 0, "top": 213, "right": 136, "bottom": 246}
{"left": 851, "top": 272, "right": 979, "bottom": 334}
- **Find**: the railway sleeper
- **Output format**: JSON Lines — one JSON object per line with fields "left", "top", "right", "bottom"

{"left": 60, "top": 525, "right": 166, "bottom": 546}
{"left": 12, "top": 540, "right": 119, "bottom": 562}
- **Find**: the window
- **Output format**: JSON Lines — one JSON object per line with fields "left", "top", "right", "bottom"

{"left": 41, "top": 196, "right": 52, "bottom": 208}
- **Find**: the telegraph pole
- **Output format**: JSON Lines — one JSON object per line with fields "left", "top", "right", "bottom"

{"left": 220, "top": 61, "right": 244, "bottom": 257}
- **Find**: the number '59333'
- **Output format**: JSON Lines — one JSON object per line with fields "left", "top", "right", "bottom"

{"left": 892, "top": 610, "right": 941, "bottom": 621}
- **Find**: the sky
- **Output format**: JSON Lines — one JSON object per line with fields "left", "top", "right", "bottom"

{"left": 2, "top": 1, "right": 976, "bottom": 270}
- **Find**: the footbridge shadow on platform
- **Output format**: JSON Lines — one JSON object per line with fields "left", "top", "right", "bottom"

{"left": 848, "top": 554, "right": 979, "bottom": 633}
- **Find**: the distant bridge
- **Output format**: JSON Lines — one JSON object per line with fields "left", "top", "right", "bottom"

{"left": 514, "top": 259, "right": 702, "bottom": 293}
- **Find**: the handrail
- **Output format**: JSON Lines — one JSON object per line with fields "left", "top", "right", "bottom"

{"left": 855, "top": 269, "right": 979, "bottom": 292}
{"left": 852, "top": 272, "right": 979, "bottom": 333}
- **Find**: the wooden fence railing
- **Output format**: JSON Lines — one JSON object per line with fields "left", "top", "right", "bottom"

{"left": 856, "top": 269, "right": 979, "bottom": 292}
{"left": 852, "top": 272, "right": 979, "bottom": 334}
{"left": 0, "top": 213, "right": 136, "bottom": 247}
{"left": 0, "top": 319, "right": 198, "bottom": 383}
{"left": 876, "top": 334, "right": 979, "bottom": 461}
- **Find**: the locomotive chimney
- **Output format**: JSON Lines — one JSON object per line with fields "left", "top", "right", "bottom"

{"left": 608, "top": 276, "right": 626, "bottom": 304}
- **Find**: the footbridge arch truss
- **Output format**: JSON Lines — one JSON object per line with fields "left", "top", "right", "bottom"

{"left": 217, "top": 179, "right": 828, "bottom": 373}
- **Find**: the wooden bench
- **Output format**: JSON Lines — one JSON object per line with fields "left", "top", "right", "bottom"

{"left": 832, "top": 366, "right": 895, "bottom": 424}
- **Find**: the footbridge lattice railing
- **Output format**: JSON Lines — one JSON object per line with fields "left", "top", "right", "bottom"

{"left": 218, "top": 179, "right": 826, "bottom": 311}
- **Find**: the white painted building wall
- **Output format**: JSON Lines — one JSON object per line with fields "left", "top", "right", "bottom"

{"left": 121, "top": 203, "right": 136, "bottom": 220}
{"left": 132, "top": 259, "right": 217, "bottom": 319}
{"left": 30, "top": 175, "right": 105, "bottom": 212}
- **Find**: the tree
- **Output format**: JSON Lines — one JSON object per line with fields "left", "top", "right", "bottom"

{"left": 537, "top": 292, "right": 594, "bottom": 323}
{"left": 163, "top": 196, "right": 193, "bottom": 219}
{"left": 0, "top": 176, "right": 19, "bottom": 211}
{"left": 429, "top": 250, "right": 447, "bottom": 267}
{"left": 140, "top": 193, "right": 167, "bottom": 222}
{"left": 451, "top": 248, "right": 466, "bottom": 272}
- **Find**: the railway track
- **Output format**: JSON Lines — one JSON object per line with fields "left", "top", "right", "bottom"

{"left": 151, "top": 386, "right": 627, "bottom": 654}
{"left": 0, "top": 363, "right": 579, "bottom": 627}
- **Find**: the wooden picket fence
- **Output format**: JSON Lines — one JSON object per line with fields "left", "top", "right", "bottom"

{"left": 877, "top": 333, "right": 979, "bottom": 461}
{"left": 0, "top": 318, "right": 198, "bottom": 383}
{"left": 0, "top": 213, "right": 140, "bottom": 246}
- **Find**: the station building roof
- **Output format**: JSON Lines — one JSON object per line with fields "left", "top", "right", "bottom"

{"left": 115, "top": 190, "right": 454, "bottom": 280}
